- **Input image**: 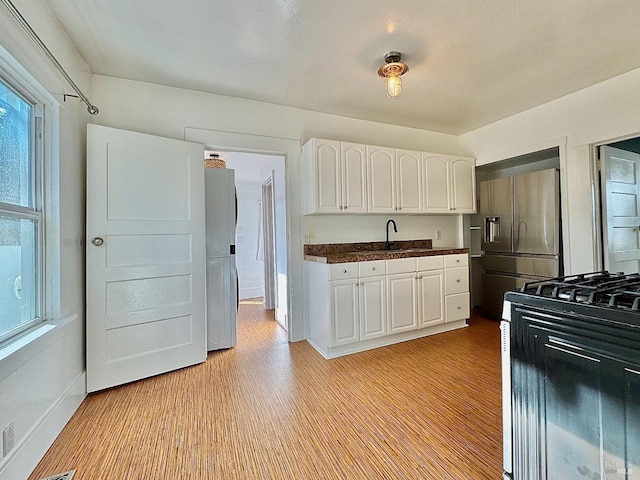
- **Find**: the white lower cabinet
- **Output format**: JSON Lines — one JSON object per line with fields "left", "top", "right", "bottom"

{"left": 418, "top": 271, "right": 444, "bottom": 327}
{"left": 330, "top": 279, "right": 359, "bottom": 345}
{"left": 329, "top": 275, "right": 387, "bottom": 345}
{"left": 443, "top": 254, "right": 470, "bottom": 322}
{"left": 307, "top": 254, "right": 469, "bottom": 359}
{"left": 387, "top": 273, "right": 418, "bottom": 333}
{"left": 445, "top": 293, "right": 470, "bottom": 322}
{"left": 387, "top": 256, "right": 445, "bottom": 333}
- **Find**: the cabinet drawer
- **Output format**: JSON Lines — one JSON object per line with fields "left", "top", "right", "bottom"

{"left": 417, "top": 255, "right": 444, "bottom": 271}
{"left": 358, "top": 260, "right": 386, "bottom": 278}
{"left": 445, "top": 292, "right": 470, "bottom": 322}
{"left": 444, "top": 254, "right": 468, "bottom": 268}
{"left": 445, "top": 266, "right": 469, "bottom": 294}
{"left": 329, "top": 263, "right": 359, "bottom": 280}
{"left": 386, "top": 257, "right": 417, "bottom": 274}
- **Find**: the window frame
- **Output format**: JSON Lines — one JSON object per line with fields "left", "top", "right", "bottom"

{"left": 0, "top": 43, "right": 60, "bottom": 348}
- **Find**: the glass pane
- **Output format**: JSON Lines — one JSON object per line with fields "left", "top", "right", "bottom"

{"left": 0, "top": 215, "right": 37, "bottom": 337}
{"left": 0, "top": 81, "right": 32, "bottom": 207}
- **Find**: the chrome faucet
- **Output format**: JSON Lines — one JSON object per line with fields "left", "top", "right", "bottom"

{"left": 385, "top": 219, "right": 397, "bottom": 250}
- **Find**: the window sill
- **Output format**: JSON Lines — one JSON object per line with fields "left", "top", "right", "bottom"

{"left": 0, "top": 314, "right": 78, "bottom": 382}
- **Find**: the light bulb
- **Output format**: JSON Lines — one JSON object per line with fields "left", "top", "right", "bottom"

{"left": 386, "top": 74, "right": 402, "bottom": 98}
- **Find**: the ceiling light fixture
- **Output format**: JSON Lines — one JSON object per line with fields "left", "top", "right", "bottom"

{"left": 378, "top": 51, "right": 409, "bottom": 99}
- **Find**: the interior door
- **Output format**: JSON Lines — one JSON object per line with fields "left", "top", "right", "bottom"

{"left": 601, "top": 145, "right": 640, "bottom": 273}
{"left": 86, "top": 124, "right": 207, "bottom": 393}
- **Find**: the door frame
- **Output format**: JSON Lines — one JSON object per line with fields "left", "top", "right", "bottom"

{"left": 184, "top": 128, "right": 305, "bottom": 342}
{"left": 262, "top": 175, "right": 277, "bottom": 311}
{"left": 593, "top": 137, "right": 640, "bottom": 272}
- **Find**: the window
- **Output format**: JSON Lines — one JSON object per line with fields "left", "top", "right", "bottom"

{"left": 0, "top": 76, "right": 43, "bottom": 343}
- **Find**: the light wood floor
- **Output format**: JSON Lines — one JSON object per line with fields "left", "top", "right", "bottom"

{"left": 29, "top": 301, "right": 502, "bottom": 480}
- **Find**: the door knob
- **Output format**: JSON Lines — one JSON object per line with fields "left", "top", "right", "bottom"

{"left": 91, "top": 237, "right": 104, "bottom": 246}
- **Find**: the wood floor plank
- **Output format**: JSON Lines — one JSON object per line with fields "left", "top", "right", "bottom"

{"left": 29, "top": 303, "right": 502, "bottom": 479}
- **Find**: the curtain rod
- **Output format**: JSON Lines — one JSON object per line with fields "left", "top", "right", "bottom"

{"left": 1, "top": 0, "right": 99, "bottom": 114}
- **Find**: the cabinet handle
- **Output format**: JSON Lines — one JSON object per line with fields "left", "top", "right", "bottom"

{"left": 355, "top": 282, "right": 359, "bottom": 286}
{"left": 398, "top": 207, "right": 402, "bottom": 210}
{"left": 371, "top": 266, "right": 376, "bottom": 270}
{"left": 344, "top": 206, "right": 347, "bottom": 210}
{"left": 419, "top": 276, "right": 423, "bottom": 279}
{"left": 343, "top": 269, "right": 347, "bottom": 273}
{"left": 456, "top": 279, "right": 461, "bottom": 283}
{"left": 457, "top": 306, "right": 461, "bottom": 310}
{"left": 456, "top": 259, "right": 460, "bottom": 263}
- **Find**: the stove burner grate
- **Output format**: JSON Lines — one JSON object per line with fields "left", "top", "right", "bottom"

{"left": 521, "top": 271, "right": 640, "bottom": 310}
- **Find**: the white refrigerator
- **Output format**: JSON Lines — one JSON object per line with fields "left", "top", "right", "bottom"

{"left": 204, "top": 167, "right": 238, "bottom": 350}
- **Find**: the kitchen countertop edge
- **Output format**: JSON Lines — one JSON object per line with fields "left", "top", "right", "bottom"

{"left": 304, "top": 247, "right": 469, "bottom": 264}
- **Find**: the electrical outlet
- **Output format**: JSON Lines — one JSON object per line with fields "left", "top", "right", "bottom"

{"left": 303, "top": 233, "right": 310, "bottom": 244}
{"left": 2, "top": 423, "right": 14, "bottom": 457}
{"left": 435, "top": 230, "right": 442, "bottom": 240}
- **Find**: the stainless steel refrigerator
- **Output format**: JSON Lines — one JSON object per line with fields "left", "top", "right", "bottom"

{"left": 204, "top": 167, "right": 238, "bottom": 350}
{"left": 480, "top": 168, "right": 561, "bottom": 318}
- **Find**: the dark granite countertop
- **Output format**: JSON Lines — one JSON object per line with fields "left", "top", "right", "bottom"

{"left": 304, "top": 240, "right": 469, "bottom": 264}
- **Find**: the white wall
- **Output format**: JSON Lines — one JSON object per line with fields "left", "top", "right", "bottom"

{"left": 235, "top": 181, "right": 265, "bottom": 300}
{"left": 0, "top": 1, "right": 89, "bottom": 478}
{"left": 303, "top": 215, "right": 461, "bottom": 248}
{"left": 459, "top": 67, "right": 640, "bottom": 274}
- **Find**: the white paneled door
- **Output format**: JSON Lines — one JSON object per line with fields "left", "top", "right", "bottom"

{"left": 601, "top": 145, "right": 640, "bottom": 273}
{"left": 86, "top": 124, "right": 207, "bottom": 393}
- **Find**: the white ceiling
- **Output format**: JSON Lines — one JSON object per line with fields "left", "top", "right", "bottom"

{"left": 44, "top": 0, "right": 640, "bottom": 134}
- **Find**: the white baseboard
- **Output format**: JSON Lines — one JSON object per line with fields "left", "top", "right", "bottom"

{"left": 0, "top": 372, "right": 86, "bottom": 480}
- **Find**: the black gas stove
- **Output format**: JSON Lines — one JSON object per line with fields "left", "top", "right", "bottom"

{"left": 501, "top": 271, "right": 640, "bottom": 480}
{"left": 504, "top": 271, "right": 640, "bottom": 329}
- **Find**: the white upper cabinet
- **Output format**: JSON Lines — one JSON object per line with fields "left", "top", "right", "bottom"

{"left": 367, "top": 145, "right": 396, "bottom": 213}
{"left": 423, "top": 153, "right": 476, "bottom": 214}
{"left": 303, "top": 138, "right": 475, "bottom": 215}
{"left": 341, "top": 142, "right": 368, "bottom": 213}
{"left": 368, "top": 147, "right": 422, "bottom": 214}
{"left": 450, "top": 156, "right": 476, "bottom": 213}
{"left": 423, "top": 153, "right": 450, "bottom": 212}
{"left": 303, "top": 138, "right": 367, "bottom": 214}
{"left": 396, "top": 149, "right": 423, "bottom": 213}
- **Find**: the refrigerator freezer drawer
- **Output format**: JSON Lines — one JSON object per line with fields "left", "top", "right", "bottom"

{"left": 481, "top": 272, "right": 544, "bottom": 319}
{"left": 481, "top": 253, "right": 559, "bottom": 278}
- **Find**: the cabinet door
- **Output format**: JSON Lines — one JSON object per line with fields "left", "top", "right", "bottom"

{"left": 450, "top": 156, "right": 476, "bottom": 213}
{"left": 387, "top": 273, "right": 418, "bottom": 333}
{"left": 396, "top": 149, "right": 423, "bottom": 213}
{"left": 341, "top": 142, "right": 368, "bottom": 213}
{"left": 367, "top": 145, "right": 396, "bottom": 213}
{"left": 417, "top": 270, "right": 444, "bottom": 328}
{"left": 315, "top": 139, "right": 342, "bottom": 213}
{"left": 359, "top": 276, "right": 387, "bottom": 340}
{"left": 423, "top": 152, "right": 451, "bottom": 213}
{"left": 330, "top": 279, "right": 359, "bottom": 345}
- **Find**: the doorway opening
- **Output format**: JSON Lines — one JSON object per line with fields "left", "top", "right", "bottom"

{"left": 597, "top": 137, "right": 640, "bottom": 274}
{"left": 205, "top": 149, "right": 288, "bottom": 334}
